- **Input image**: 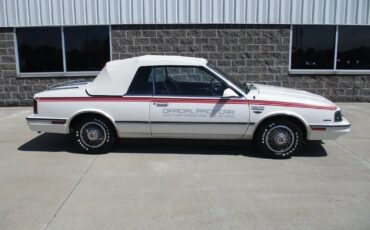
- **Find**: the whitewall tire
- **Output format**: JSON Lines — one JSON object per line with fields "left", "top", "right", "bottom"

{"left": 254, "top": 119, "right": 302, "bottom": 159}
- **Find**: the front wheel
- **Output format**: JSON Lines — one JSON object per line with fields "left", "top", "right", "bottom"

{"left": 71, "top": 116, "right": 117, "bottom": 154}
{"left": 254, "top": 119, "right": 303, "bottom": 159}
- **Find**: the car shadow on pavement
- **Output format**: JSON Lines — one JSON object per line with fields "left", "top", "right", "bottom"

{"left": 18, "top": 133, "right": 327, "bottom": 158}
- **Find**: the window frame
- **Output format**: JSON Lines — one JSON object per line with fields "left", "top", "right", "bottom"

{"left": 289, "top": 25, "right": 370, "bottom": 75}
{"left": 152, "top": 65, "right": 236, "bottom": 98}
{"left": 14, "top": 26, "right": 112, "bottom": 78}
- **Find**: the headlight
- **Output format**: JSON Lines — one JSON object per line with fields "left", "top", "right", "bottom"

{"left": 334, "top": 110, "right": 342, "bottom": 122}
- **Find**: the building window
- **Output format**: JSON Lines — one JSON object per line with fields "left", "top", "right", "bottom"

{"left": 16, "top": 26, "right": 110, "bottom": 75}
{"left": 64, "top": 26, "right": 110, "bottom": 71}
{"left": 16, "top": 27, "right": 63, "bottom": 72}
{"left": 291, "top": 26, "right": 336, "bottom": 70}
{"left": 291, "top": 25, "right": 370, "bottom": 73}
{"left": 337, "top": 26, "right": 370, "bottom": 70}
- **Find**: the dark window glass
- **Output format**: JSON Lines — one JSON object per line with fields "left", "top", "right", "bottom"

{"left": 154, "top": 66, "right": 227, "bottom": 97}
{"left": 126, "top": 67, "right": 153, "bottom": 95}
{"left": 207, "top": 64, "right": 244, "bottom": 91}
{"left": 291, "top": 26, "right": 336, "bottom": 69}
{"left": 16, "top": 27, "right": 63, "bottom": 72}
{"left": 64, "top": 26, "right": 110, "bottom": 71}
{"left": 337, "top": 26, "right": 370, "bottom": 70}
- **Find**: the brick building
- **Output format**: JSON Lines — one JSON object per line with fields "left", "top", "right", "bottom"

{"left": 0, "top": 0, "right": 369, "bottom": 106}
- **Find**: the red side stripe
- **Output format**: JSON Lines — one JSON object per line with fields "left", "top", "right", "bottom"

{"left": 37, "top": 97, "right": 245, "bottom": 104}
{"left": 37, "top": 97, "right": 152, "bottom": 102}
{"left": 249, "top": 100, "right": 337, "bottom": 110}
{"left": 36, "top": 97, "right": 336, "bottom": 110}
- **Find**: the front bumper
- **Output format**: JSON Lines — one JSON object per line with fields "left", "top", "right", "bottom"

{"left": 307, "top": 117, "right": 351, "bottom": 140}
{"left": 26, "top": 114, "right": 69, "bottom": 134}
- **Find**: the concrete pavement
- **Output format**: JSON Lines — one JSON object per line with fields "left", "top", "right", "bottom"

{"left": 0, "top": 103, "right": 369, "bottom": 230}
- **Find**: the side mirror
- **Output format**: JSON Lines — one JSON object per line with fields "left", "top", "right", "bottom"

{"left": 222, "top": 88, "right": 239, "bottom": 98}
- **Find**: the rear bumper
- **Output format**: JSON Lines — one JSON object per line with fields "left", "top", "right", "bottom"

{"left": 307, "top": 118, "right": 351, "bottom": 140}
{"left": 26, "top": 114, "right": 69, "bottom": 134}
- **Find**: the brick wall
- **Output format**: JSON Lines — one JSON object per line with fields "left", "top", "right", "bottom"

{"left": 112, "top": 24, "right": 370, "bottom": 102}
{"left": 0, "top": 25, "right": 369, "bottom": 106}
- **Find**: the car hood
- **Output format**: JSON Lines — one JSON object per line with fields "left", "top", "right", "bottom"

{"left": 252, "top": 84, "right": 336, "bottom": 107}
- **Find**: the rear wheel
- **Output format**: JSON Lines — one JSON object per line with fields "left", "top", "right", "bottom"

{"left": 254, "top": 119, "right": 303, "bottom": 159}
{"left": 71, "top": 115, "right": 117, "bottom": 154}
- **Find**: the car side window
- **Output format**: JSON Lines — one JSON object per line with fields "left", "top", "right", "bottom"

{"left": 153, "top": 66, "right": 227, "bottom": 97}
{"left": 126, "top": 66, "right": 153, "bottom": 95}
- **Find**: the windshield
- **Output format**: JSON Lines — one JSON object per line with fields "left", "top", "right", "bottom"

{"left": 206, "top": 64, "right": 246, "bottom": 92}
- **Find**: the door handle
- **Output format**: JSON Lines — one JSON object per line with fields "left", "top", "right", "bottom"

{"left": 155, "top": 102, "right": 169, "bottom": 107}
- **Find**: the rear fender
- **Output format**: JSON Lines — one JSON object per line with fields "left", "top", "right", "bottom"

{"left": 67, "top": 109, "right": 118, "bottom": 133}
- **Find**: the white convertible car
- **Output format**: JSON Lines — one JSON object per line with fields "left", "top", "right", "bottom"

{"left": 26, "top": 55, "right": 350, "bottom": 158}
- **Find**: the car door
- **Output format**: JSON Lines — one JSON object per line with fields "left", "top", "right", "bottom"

{"left": 115, "top": 66, "right": 152, "bottom": 138}
{"left": 150, "top": 66, "right": 250, "bottom": 139}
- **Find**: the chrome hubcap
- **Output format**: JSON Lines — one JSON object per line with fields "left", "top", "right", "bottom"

{"left": 266, "top": 125, "right": 294, "bottom": 153}
{"left": 80, "top": 122, "right": 107, "bottom": 148}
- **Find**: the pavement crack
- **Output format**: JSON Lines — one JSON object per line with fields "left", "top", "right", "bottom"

{"left": 43, "top": 155, "right": 98, "bottom": 230}
{"left": 331, "top": 141, "right": 370, "bottom": 169}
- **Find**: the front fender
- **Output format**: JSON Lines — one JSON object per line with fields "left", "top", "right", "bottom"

{"left": 245, "top": 110, "right": 309, "bottom": 139}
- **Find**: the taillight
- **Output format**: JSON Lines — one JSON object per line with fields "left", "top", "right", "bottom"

{"left": 33, "top": 99, "right": 38, "bottom": 114}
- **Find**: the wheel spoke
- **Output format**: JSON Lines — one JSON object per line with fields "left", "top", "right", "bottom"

{"left": 80, "top": 122, "right": 107, "bottom": 148}
{"left": 266, "top": 125, "right": 295, "bottom": 153}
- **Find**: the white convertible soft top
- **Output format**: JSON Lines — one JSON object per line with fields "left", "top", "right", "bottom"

{"left": 86, "top": 55, "right": 208, "bottom": 96}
